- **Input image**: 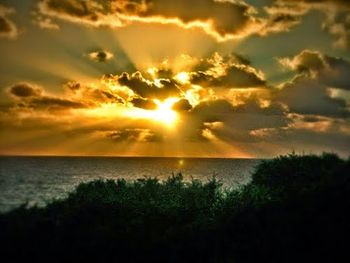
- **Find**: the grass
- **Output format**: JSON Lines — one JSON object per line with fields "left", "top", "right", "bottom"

{"left": 0, "top": 153, "right": 350, "bottom": 262}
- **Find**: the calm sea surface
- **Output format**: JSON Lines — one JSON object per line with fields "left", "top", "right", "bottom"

{"left": 0, "top": 157, "right": 262, "bottom": 212}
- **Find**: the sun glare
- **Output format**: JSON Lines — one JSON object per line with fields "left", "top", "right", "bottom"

{"left": 126, "top": 98, "right": 179, "bottom": 127}
{"left": 152, "top": 98, "right": 179, "bottom": 127}
{"left": 174, "top": 72, "right": 190, "bottom": 84}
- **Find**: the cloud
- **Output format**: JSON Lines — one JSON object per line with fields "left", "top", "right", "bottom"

{"left": 180, "top": 96, "right": 289, "bottom": 142}
{"left": 65, "top": 81, "right": 125, "bottom": 105}
{"left": 36, "top": 0, "right": 116, "bottom": 26}
{"left": 191, "top": 99, "right": 235, "bottom": 122}
{"left": 215, "top": 65, "right": 266, "bottom": 88}
{"left": 104, "top": 129, "right": 163, "bottom": 142}
{"left": 87, "top": 50, "right": 114, "bottom": 62}
{"left": 271, "top": 0, "right": 350, "bottom": 48}
{"left": 321, "top": 8, "right": 350, "bottom": 49}
{"left": 29, "top": 96, "right": 87, "bottom": 110}
{"left": 172, "top": 99, "right": 192, "bottom": 111}
{"left": 208, "top": 98, "right": 288, "bottom": 139}
{"left": 38, "top": 0, "right": 350, "bottom": 44}
{"left": 36, "top": 0, "right": 264, "bottom": 41}
{"left": 279, "top": 49, "right": 326, "bottom": 73}
{"left": 259, "top": 1, "right": 310, "bottom": 35}
{"left": 278, "top": 0, "right": 350, "bottom": 7}
{"left": 0, "top": 4, "right": 18, "bottom": 39}
{"left": 9, "top": 83, "right": 42, "bottom": 98}
{"left": 130, "top": 97, "right": 157, "bottom": 110}
{"left": 276, "top": 50, "right": 350, "bottom": 118}
{"left": 33, "top": 15, "right": 60, "bottom": 30}
{"left": 7, "top": 82, "right": 87, "bottom": 111}
{"left": 190, "top": 66, "right": 266, "bottom": 88}
{"left": 279, "top": 50, "right": 350, "bottom": 90}
{"left": 117, "top": 71, "right": 181, "bottom": 99}
{"left": 277, "top": 75, "right": 349, "bottom": 118}
{"left": 189, "top": 53, "right": 266, "bottom": 89}
{"left": 116, "top": 0, "right": 263, "bottom": 41}
{"left": 251, "top": 113, "right": 350, "bottom": 156}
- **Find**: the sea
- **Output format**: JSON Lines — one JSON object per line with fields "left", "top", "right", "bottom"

{"left": 0, "top": 156, "right": 262, "bottom": 212}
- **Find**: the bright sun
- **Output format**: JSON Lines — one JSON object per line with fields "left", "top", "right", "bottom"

{"left": 174, "top": 72, "right": 190, "bottom": 84}
{"left": 126, "top": 98, "right": 179, "bottom": 127}
{"left": 152, "top": 98, "right": 179, "bottom": 126}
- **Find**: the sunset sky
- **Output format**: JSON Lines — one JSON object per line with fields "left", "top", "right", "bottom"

{"left": 0, "top": 0, "right": 349, "bottom": 157}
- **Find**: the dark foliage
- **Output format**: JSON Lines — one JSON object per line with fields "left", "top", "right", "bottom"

{"left": 1, "top": 153, "right": 349, "bottom": 262}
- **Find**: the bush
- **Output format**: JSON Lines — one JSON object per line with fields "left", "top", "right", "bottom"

{"left": 0, "top": 153, "right": 349, "bottom": 262}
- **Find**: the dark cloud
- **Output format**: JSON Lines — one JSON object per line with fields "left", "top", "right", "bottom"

{"left": 279, "top": 0, "right": 350, "bottom": 7}
{"left": 272, "top": 0, "right": 350, "bottom": 48}
{"left": 0, "top": 16, "right": 12, "bottom": 33}
{"left": 65, "top": 81, "right": 124, "bottom": 105}
{"left": 33, "top": 15, "right": 60, "bottom": 30}
{"left": 277, "top": 50, "right": 350, "bottom": 118}
{"left": 172, "top": 99, "right": 192, "bottom": 111}
{"left": 131, "top": 98, "right": 157, "bottom": 110}
{"left": 230, "top": 53, "right": 252, "bottom": 66}
{"left": 322, "top": 10, "right": 350, "bottom": 49}
{"left": 0, "top": 4, "right": 18, "bottom": 39}
{"left": 191, "top": 99, "right": 235, "bottom": 122}
{"left": 8, "top": 82, "right": 87, "bottom": 111}
{"left": 278, "top": 76, "right": 349, "bottom": 118}
{"left": 124, "top": 0, "right": 259, "bottom": 39}
{"left": 190, "top": 66, "right": 266, "bottom": 88}
{"left": 183, "top": 97, "right": 289, "bottom": 142}
{"left": 218, "top": 97, "right": 286, "bottom": 126}
{"left": 29, "top": 96, "right": 86, "bottom": 109}
{"left": 9, "top": 83, "right": 42, "bottom": 98}
{"left": 302, "top": 115, "right": 328, "bottom": 122}
{"left": 217, "top": 66, "right": 266, "bottom": 88}
{"left": 37, "top": 0, "right": 110, "bottom": 23}
{"left": 36, "top": 0, "right": 261, "bottom": 41}
{"left": 251, "top": 115, "right": 350, "bottom": 156}
{"left": 321, "top": 55, "right": 350, "bottom": 89}
{"left": 234, "top": 98, "right": 286, "bottom": 116}
{"left": 259, "top": 2, "right": 310, "bottom": 35}
{"left": 118, "top": 72, "right": 181, "bottom": 99}
{"left": 105, "top": 129, "right": 163, "bottom": 143}
{"left": 87, "top": 50, "right": 113, "bottom": 62}
{"left": 262, "top": 13, "right": 301, "bottom": 34}
{"left": 280, "top": 50, "right": 350, "bottom": 90}
{"left": 38, "top": 0, "right": 344, "bottom": 43}
{"left": 281, "top": 50, "right": 326, "bottom": 73}
{"left": 189, "top": 53, "right": 266, "bottom": 89}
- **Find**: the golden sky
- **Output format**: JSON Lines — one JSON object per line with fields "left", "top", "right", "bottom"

{"left": 0, "top": 0, "right": 350, "bottom": 157}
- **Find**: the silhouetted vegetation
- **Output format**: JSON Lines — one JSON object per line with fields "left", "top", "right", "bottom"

{"left": 1, "top": 153, "right": 350, "bottom": 262}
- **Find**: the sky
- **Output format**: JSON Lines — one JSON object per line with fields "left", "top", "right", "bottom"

{"left": 0, "top": 0, "right": 349, "bottom": 158}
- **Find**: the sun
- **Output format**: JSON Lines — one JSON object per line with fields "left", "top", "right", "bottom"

{"left": 126, "top": 98, "right": 180, "bottom": 127}
{"left": 174, "top": 72, "right": 190, "bottom": 84}
{"left": 152, "top": 98, "right": 179, "bottom": 127}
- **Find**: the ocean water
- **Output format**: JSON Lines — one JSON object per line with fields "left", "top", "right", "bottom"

{"left": 0, "top": 156, "right": 261, "bottom": 212}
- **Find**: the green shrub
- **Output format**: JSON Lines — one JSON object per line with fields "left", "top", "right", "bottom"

{"left": 0, "top": 153, "right": 349, "bottom": 262}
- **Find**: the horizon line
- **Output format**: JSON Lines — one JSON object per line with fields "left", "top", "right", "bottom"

{"left": 0, "top": 154, "right": 266, "bottom": 160}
